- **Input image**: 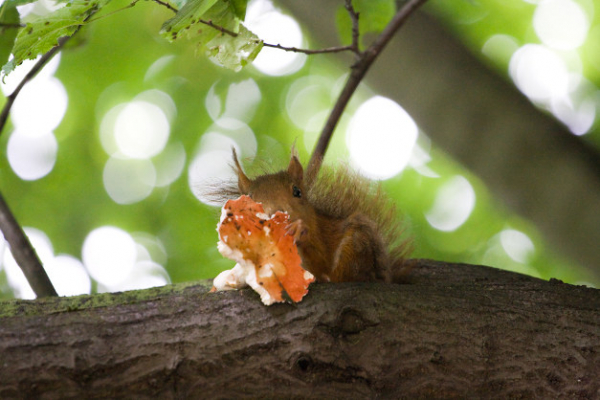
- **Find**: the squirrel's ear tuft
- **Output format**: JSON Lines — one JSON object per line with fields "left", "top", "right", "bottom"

{"left": 287, "top": 153, "right": 304, "bottom": 183}
{"left": 232, "top": 147, "right": 251, "bottom": 193}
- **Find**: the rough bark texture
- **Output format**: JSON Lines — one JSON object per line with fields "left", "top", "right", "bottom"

{"left": 0, "top": 260, "right": 598, "bottom": 399}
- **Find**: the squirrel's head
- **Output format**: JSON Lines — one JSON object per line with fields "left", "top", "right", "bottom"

{"left": 231, "top": 148, "right": 312, "bottom": 219}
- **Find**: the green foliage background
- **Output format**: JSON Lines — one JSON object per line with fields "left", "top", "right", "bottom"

{"left": 0, "top": 0, "right": 598, "bottom": 298}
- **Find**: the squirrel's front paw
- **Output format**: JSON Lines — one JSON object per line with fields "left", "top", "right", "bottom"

{"left": 286, "top": 219, "right": 308, "bottom": 243}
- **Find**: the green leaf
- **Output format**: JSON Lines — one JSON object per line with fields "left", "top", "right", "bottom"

{"left": 160, "top": 0, "right": 260, "bottom": 71}
{"left": 3, "top": 0, "right": 40, "bottom": 6}
{"left": 206, "top": 23, "right": 261, "bottom": 71}
{"left": 160, "top": 0, "right": 220, "bottom": 40}
{"left": 336, "top": 0, "right": 396, "bottom": 48}
{"left": 1, "top": 0, "right": 112, "bottom": 77}
{"left": 229, "top": 0, "right": 247, "bottom": 19}
{"left": 0, "top": 1, "right": 20, "bottom": 70}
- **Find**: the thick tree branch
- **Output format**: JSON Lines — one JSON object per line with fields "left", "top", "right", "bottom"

{"left": 0, "top": 260, "right": 598, "bottom": 397}
{"left": 307, "top": 0, "right": 428, "bottom": 179}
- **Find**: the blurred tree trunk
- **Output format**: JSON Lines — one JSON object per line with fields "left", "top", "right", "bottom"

{"left": 1, "top": 260, "right": 598, "bottom": 398}
{"left": 278, "top": 0, "right": 600, "bottom": 283}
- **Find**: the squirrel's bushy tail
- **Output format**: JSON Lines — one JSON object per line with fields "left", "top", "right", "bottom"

{"left": 309, "top": 164, "right": 413, "bottom": 284}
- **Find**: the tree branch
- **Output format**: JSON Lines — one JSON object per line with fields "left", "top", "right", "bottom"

{"left": 0, "top": 192, "right": 57, "bottom": 297}
{"left": 307, "top": 0, "right": 429, "bottom": 179}
{"left": 345, "top": 0, "right": 360, "bottom": 56}
{"left": 262, "top": 42, "right": 354, "bottom": 55}
{"left": 152, "top": 0, "right": 177, "bottom": 13}
{"left": 0, "top": 33, "right": 77, "bottom": 299}
{"left": 199, "top": 19, "right": 239, "bottom": 37}
{"left": 85, "top": 0, "right": 140, "bottom": 24}
{"left": 1, "top": 260, "right": 598, "bottom": 397}
{"left": 150, "top": 0, "right": 359, "bottom": 56}
{"left": 0, "top": 35, "right": 70, "bottom": 138}
{"left": 0, "top": 22, "right": 25, "bottom": 28}
{"left": 262, "top": 1, "right": 361, "bottom": 56}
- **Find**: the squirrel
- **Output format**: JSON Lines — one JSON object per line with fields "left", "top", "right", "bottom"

{"left": 214, "top": 148, "right": 412, "bottom": 284}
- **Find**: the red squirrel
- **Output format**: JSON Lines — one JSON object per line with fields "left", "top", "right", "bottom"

{"left": 217, "top": 149, "right": 411, "bottom": 283}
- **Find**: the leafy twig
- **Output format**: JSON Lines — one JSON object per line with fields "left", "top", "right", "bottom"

{"left": 199, "top": 18, "right": 360, "bottom": 56}
{"left": 307, "top": 0, "right": 429, "bottom": 178}
{"left": 150, "top": 0, "right": 359, "bottom": 56}
{"left": 0, "top": 193, "right": 57, "bottom": 297}
{"left": 149, "top": 1, "right": 239, "bottom": 37}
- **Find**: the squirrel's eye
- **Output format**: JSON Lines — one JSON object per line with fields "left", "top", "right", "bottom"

{"left": 292, "top": 185, "right": 302, "bottom": 198}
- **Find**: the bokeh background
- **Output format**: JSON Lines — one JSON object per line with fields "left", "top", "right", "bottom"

{"left": 1, "top": 0, "right": 599, "bottom": 299}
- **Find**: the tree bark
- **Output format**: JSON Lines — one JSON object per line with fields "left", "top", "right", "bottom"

{"left": 1, "top": 260, "right": 598, "bottom": 399}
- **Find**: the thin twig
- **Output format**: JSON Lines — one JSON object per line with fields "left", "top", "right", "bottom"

{"left": 86, "top": 0, "right": 140, "bottom": 24}
{"left": 307, "top": 0, "right": 429, "bottom": 179}
{"left": 152, "top": 0, "right": 177, "bottom": 13}
{"left": 199, "top": 19, "right": 239, "bottom": 37}
{"left": 150, "top": 0, "right": 358, "bottom": 56}
{"left": 345, "top": 0, "right": 360, "bottom": 55}
{"left": 198, "top": 18, "right": 360, "bottom": 56}
{"left": 0, "top": 29, "right": 78, "bottom": 299}
{"left": 262, "top": 42, "right": 354, "bottom": 55}
{"left": 146, "top": 1, "right": 238, "bottom": 37}
{"left": 0, "top": 192, "right": 57, "bottom": 297}
{"left": 0, "top": 36, "right": 70, "bottom": 138}
{"left": 0, "top": 22, "right": 26, "bottom": 28}
{"left": 262, "top": 1, "right": 361, "bottom": 57}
